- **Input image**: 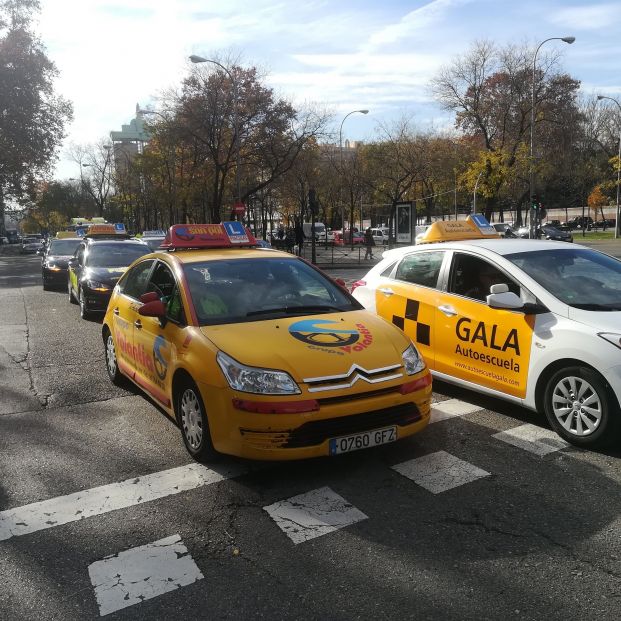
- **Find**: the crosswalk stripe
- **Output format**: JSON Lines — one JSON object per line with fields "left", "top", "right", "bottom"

{"left": 88, "top": 534, "right": 203, "bottom": 616}
{"left": 0, "top": 462, "right": 245, "bottom": 542}
{"left": 392, "top": 450, "right": 490, "bottom": 494}
{"left": 492, "top": 424, "right": 570, "bottom": 456}
{"left": 263, "top": 486, "right": 368, "bottom": 544}
{"left": 430, "top": 398, "right": 483, "bottom": 423}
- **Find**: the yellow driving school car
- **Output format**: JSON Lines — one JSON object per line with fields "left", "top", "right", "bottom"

{"left": 102, "top": 223, "right": 432, "bottom": 461}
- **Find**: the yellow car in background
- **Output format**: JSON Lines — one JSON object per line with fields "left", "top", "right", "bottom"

{"left": 102, "top": 223, "right": 432, "bottom": 461}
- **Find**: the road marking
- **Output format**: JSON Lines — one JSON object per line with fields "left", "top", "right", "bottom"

{"left": 88, "top": 534, "right": 203, "bottom": 616}
{"left": 0, "top": 462, "right": 245, "bottom": 542}
{"left": 493, "top": 424, "right": 569, "bottom": 456}
{"left": 392, "top": 450, "right": 490, "bottom": 494}
{"left": 263, "top": 486, "right": 368, "bottom": 544}
{"left": 430, "top": 398, "right": 483, "bottom": 424}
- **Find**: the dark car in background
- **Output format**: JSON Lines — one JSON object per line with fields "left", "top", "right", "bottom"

{"left": 21, "top": 236, "right": 44, "bottom": 254}
{"left": 492, "top": 223, "right": 518, "bottom": 238}
{"left": 540, "top": 224, "right": 573, "bottom": 242}
{"left": 516, "top": 225, "right": 573, "bottom": 242}
{"left": 41, "top": 237, "right": 82, "bottom": 290}
{"left": 68, "top": 238, "right": 151, "bottom": 319}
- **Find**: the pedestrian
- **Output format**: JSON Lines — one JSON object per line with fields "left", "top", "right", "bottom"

{"left": 364, "top": 227, "right": 375, "bottom": 260}
{"left": 294, "top": 221, "right": 305, "bottom": 256}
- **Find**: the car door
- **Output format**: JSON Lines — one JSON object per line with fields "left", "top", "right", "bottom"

{"left": 375, "top": 250, "right": 446, "bottom": 370}
{"left": 69, "top": 243, "right": 86, "bottom": 296}
{"left": 132, "top": 261, "right": 187, "bottom": 407}
{"left": 111, "top": 259, "right": 156, "bottom": 380}
{"left": 434, "top": 251, "right": 535, "bottom": 399}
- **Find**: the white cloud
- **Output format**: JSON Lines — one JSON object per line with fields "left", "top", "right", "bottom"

{"left": 548, "top": 3, "right": 621, "bottom": 30}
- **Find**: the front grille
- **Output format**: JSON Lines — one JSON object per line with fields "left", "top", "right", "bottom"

{"left": 317, "top": 385, "right": 402, "bottom": 406}
{"left": 286, "top": 403, "right": 420, "bottom": 448}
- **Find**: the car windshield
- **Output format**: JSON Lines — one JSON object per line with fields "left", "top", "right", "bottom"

{"left": 184, "top": 256, "right": 359, "bottom": 325}
{"left": 86, "top": 243, "right": 150, "bottom": 268}
{"left": 49, "top": 239, "right": 81, "bottom": 255}
{"left": 506, "top": 248, "right": 621, "bottom": 310}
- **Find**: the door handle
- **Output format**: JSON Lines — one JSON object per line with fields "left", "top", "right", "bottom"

{"left": 134, "top": 319, "right": 142, "bottom": 329}
{"left": 439, "top": 304, "right": 458, "bottom": 317}
{"left": 378, "top": 287, "right": 394, "bottom": 296}
{"left": 113, "top": 307, "right": 119, "bottom": 315}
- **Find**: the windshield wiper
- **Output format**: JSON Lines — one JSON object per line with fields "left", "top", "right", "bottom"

{"left": 246, "top": 305, "right": 344, "bottom": 317}
{"left": 572, "top": 303, "right": 621, "bottom": 311}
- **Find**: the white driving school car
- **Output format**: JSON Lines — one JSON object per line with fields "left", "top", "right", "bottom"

{"left": 352, "top": 217, "right": 621, "bottom": 449}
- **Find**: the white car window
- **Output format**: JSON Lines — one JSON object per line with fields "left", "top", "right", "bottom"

{"left": 394, "top": 251, "right": 444, "bottom": 288}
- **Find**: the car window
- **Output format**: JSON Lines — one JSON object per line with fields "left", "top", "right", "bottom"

{"left": 86, "top": 243, "right": 150, "bottom": 268}
{"left": 449, "top": 253, "right": 520, "bottom": 302}
{"left": 184, "top": 257, "right": 359, "bottom": 326}
{"left": 394, "top": 251, "right": 444, "bottom": 288}
{"left": 121, "top": 260, "right": 155, "bottom": 299}
{"left": 506, "top": 248, "right": 621, "bottom": 310}
{"left": 381, "top": 261, "right": 397, "bottom": 277}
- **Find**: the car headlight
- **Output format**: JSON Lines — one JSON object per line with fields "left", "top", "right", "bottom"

{"left": 45, "top": 262, "right": 62, "bottom": 271}
{"left": 86, "top": 279, "right": 111, "bottom": 292}
{"left": 402, "top": 344, "right": 425, "bottom": 375}
{"left": 598, "top": 333, "right": 621, "bottom": 350}
{"left": 217, "top": 351, "right": 301, "bottom": 395}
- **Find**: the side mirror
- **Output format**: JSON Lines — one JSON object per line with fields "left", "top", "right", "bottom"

{"left": 140, "top": 291, "right": 159, "bottom": 304}
{"left": 334, "top": 277, "right": 347, "bottom": 290}
{"left": 487, "top": 290, "right": 524, "bottom": 310}
{"left": 138, "top": 300, "right": 166, "bottom": 317}
{"left": 68, "top": 257, "right": 78, "bottom": 267}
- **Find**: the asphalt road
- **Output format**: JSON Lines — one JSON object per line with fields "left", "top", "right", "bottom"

{"left": 1, "top": 250, "right": 621, "bottom": 620}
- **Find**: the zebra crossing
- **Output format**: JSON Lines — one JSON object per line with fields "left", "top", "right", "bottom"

{"left": 1, "top": 396, "right": 576, "bottom": 616}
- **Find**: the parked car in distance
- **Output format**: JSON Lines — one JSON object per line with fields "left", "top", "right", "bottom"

{"left": 335, "top": 229, "right": 364, "bottom": 244}
{"left": 568, "top": 216, "right": 593, "bottom": 230}
{"left": 316, "top": 229, "right": 335, "bottom": 243}
{"left": 492, "top": 223, "right": 518, "bottom": 238}
{"left": 370, "top": 228, "right": 390, "bottom": 244}
{"left": 21, "top": 236, "right": 44, "bottom": 254}
{"left": 540, "top": 224, "right": 573, "bottom": 242}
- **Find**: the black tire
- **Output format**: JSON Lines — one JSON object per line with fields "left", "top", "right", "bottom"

{"left": 68, "top": 278, "right": 77, "bottom": 304}
{"left": 79, "top": 286, "right": 93, "bottom": 320}
{"left": 103, "top": 329, "right": 126, "bottom": 386}
{"left": 543, "top": 365, "right": 621, "bottom": 449}
{"left": 175, "top": 377, "right": 219, "bottom": 462}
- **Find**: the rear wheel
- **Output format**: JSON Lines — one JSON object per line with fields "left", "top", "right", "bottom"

{"left": 175, "top": 377, "right": 219, "bottom": 462}
{"left": 543, "top": 365, "right": 621, "bottom": 448}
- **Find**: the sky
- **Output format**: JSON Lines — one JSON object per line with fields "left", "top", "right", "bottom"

{"left": 35, "top": 0, "right": 621, "bottom": 180}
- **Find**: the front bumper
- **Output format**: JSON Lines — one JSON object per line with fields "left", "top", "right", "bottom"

{"left": 81, "top": 285, "right": 114, "bottom": 312}
{"left": 42, "top": 266, "right": 69, "bottom": 284}
{"left": 197, "top": 372, "right": 432, "bottom": 460}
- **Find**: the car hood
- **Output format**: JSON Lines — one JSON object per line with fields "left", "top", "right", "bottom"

{"left": 84, "top": 266, "right": 129, "bottom": 284}
{"left": 200, "top": 310, "right": 410, "bottom": 382}
{"left": 568, "top": 307, "right": 621, "bottom": 332}
{"left": 46, "top": 254, "right": 73, "bottom": 264}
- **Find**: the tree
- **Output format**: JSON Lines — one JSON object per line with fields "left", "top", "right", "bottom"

{"left": 0, "top": 0, "right": 73, "bottom": 230}
{"left": 432, "top": 40, "right": 581, "bottom": 223}
{"left": 587, "top": 184, "right": 608, "bottom": 223}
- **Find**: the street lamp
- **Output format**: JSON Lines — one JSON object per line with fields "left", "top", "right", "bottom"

{"left": 189, "top": 55, "right": 241, "bottom": 212}
{"left": 597, "top": 95, "right": 621, "bottom": 239}
{"left": 529, "top": 36, "right": 575, "bottom": 238}
{"left": 339, "top": 109, "right": 369, "bottom": 243}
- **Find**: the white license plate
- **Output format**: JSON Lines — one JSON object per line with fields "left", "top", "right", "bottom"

{"left": 329, "top": 426, "right": 397, "bottom": 455}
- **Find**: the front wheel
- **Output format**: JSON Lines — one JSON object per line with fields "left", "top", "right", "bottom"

{"left": 79, "top": 287, "right": 93, "bottom": 320}
{"left": 104, "top": 329, "right": 126, "bottom": 386}
{"left": 175, "top": 378, "right": 219, "bottom": 462}
{"left": 543, "top": 366, "right": 621, "bottom": 448}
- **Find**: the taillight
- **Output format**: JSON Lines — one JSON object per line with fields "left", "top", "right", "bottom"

{"left": 350, "top": 279, "right": 366, "bottom": 293}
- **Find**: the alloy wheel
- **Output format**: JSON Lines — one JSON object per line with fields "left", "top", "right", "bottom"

{"left": 181, "top": 388, "right": 203, "bottom": 449}
{"left": 551, "top": 375, "right": 602, "bottom": 437}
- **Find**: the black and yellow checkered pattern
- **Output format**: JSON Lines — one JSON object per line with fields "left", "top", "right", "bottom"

{"left": 391, "top": 298, "right": 431, "bottom": 347}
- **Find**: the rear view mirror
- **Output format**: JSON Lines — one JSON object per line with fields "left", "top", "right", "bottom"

{"left": 138, "top": 300, "right": 166, "bottom": 318}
